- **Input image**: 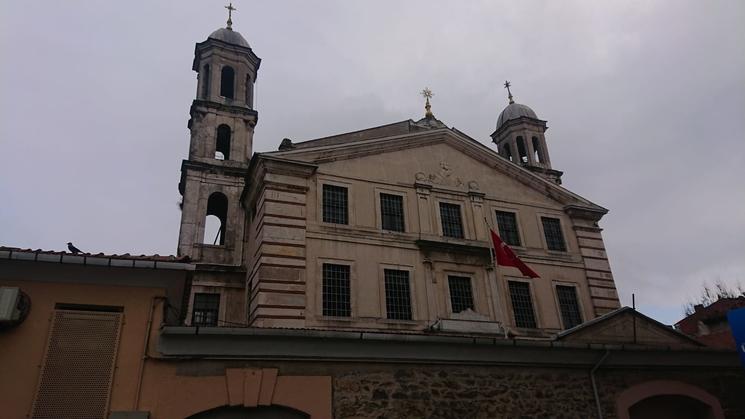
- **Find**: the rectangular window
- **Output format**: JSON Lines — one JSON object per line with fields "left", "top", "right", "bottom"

{"left": 380, "top": 193, "right": 405, "bottom": 232}
{"left": 495, "top": 210, "right": 521, "bottom": 246}
{"left": 31, "top": 308, "right": 122, "bottom": 419}
{"left": 439, "top": 202, "right": 464, "bottom": 238}
{"left": 192, "top": 293, "right": 220, "bottom": 327}
{"left": 322, "top": 263, "right": 351, "bottom": 317}
{"left": 448, "top": 276, "right": 474, "bottom": 313}
{"left": 541, "top": 216, "right": 567, "bottom": 251}
{"left": 384, "top": 269, "right": 412, "bottom": 320}
{"left": 509, "top": 281, "right": 537, "bottom": 328}
{"left": 556, "top": 285, "right": 583, "bottom": 329}
{"left": 322, "top": 184, "right": 348, "bottom": 224}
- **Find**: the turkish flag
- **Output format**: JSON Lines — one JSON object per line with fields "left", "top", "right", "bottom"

{"left": 489, "top": 228, "right": 540, "bottom": 278}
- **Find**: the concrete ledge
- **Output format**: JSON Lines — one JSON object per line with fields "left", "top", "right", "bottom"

{"left": 158, "top": 327, "right": 738, "bottom": 368}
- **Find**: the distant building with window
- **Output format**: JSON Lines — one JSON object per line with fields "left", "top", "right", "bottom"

{"left": 675, "top": 297, "right": 745, "bottom": 349}
{"left": 2, "top": 15, "right": 744, "bottom": 419}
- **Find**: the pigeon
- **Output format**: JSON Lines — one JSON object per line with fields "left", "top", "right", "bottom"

{"left": 67, "top": 242, "right": 82, "bottom": 254}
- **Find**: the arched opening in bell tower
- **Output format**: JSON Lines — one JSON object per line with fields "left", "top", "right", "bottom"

{"left": 220, "top": 66, "right": 235, "bottom": 99}
{"left": 215, "top": 125, "right": 231, "bottom": 160}
{"left": 501, "top": 144, "right": 513, "bottom": 162}
{"left": 516, "top": 136, "right": 528, "bottom": 164}
{"left": 203, "top": 192, "right": 228, "bottom": 246}
{"left": 532, "top": 136, "right": 543, "bottom": 164}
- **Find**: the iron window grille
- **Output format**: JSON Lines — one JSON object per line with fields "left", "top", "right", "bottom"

{"left": 495, "top": 210, "right": 521, "bottom": 246}
{"left": 556, "top": 285, "right": 583, "bottom": 329}
{"left": 541, "top": 217, "right": 567, "bottom": 251}
{"left": 322, "top": 263, "right": 351, "bottom": 317}
{"left": 384, "top": 269, "right": 411, "bottom": 320}
{"left": 384, "top": 269, "right": 412, "bottom": 320}
{"left": 448, "top": 276, "right": 474, "bottom": 313}
{"left": 380, "top": 193, "right": 405, "bottom": 232}
{"left": 322, "top": 184, "right": 348, "bottom": 224}
{"left": 509, "top": 281, "right": 537, "bottom": 328}
{"left": 192, "top": 293, "right": 220, "bottom": 326}
{"left": 439, "top": 202, "right": 464, "bottom": 238}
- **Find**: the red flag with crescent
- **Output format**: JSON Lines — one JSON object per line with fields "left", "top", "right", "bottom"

{"left": 489, "top": 228, "right": 540, "bottom": 278}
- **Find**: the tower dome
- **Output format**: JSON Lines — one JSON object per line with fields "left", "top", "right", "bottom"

{"left": 208, "top": 27, "right": 250, "bottom": 48}
{"left": 495, "top": 102, "right": 538, "bottom": 131}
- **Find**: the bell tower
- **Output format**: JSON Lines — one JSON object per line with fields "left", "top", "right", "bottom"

{"left": 178, "top": 11, "right": 260, "bottom": 265}
{"left": 177, "top": 8, "right": 260, "bottom": 326}
{"left": 491, "top": 81, "right": 563, "bottom": 184}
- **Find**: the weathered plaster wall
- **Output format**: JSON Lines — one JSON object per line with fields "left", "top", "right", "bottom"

{"left": 0, "top": 278, "right": 163, "bottom": 419}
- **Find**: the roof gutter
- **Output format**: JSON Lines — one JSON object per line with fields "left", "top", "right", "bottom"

{"left": 0, "top": 249, "right": 194, "bottom": 271}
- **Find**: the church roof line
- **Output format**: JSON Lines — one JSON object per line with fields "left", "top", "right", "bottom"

{"left": 260, "top": 123, "right": 607, "bottom": 213}
{"left": 280, "top": 119, "right": 430, "bottom": 151}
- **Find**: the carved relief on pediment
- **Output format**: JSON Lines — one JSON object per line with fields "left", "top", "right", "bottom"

{"left": 415, "top": 161, "right": 470, "bottom": 188}
{"left": 414, "top": 162, "right": 482, "bottom": 192}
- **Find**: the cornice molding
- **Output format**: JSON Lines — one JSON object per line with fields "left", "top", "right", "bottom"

{"left": 190, "top": 100, "right": 258, "bottom": 119}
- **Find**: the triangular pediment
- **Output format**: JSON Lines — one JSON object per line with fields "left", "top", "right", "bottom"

{"left": 556, "top": 307, "right": 702, "bottom": 348}
{"left": 262, "top": 125, "right": 605, "bottom": 212}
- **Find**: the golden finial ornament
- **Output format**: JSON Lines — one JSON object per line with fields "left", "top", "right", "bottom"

{"left": 225, "top": 2, "right": 237, "bottom": 30}
{"left": 504, "top": 80, "right": 514, "bottom": 104}
{"left": 421, "top": 87, "right": 434, "bottom": 119}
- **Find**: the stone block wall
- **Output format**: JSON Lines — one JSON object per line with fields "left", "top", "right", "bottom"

{"left": 330, "top": 364, "right": 745, "bottom": 419}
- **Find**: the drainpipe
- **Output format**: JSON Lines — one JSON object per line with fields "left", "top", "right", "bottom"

{"left": 590, "top": 349, "right": 611, "bottom": 419}
{"left": 134, "top": 296, "right": 166, "bottom": 410}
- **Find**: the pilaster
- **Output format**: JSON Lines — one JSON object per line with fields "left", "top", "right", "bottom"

{"left": 244, "top": 157, "right": 317, "bottom": 327}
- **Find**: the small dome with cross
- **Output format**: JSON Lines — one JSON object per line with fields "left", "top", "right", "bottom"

{"left": 496, "top": 102, "right": 539, "bottom": 131}
{"left": 208, "top": 28, "right": 250, "bottom": 48}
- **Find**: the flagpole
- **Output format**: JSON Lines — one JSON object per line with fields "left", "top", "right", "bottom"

{"left": 483, "top": 217, "right": 496, "bottom": 268}
{"left": 484, "top": 217, "right": 509, "bottom": 334}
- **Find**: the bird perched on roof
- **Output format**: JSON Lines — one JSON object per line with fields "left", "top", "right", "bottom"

{"left": 67, "top": 242, "right": 82, "bottom": 254}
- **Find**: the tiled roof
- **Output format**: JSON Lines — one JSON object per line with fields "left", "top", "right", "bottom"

{"left": 0, "top": 246, "right": 193, "bottom": 270}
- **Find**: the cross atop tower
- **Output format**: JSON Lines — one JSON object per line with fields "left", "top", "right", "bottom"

{"left": 504, "top": 80, "right": 514, "bottom": 104}
{"left": 421, "top": 87, "right": 434, "bottom": 119}
{"left": 225, "top": 2, "right": 237, "bottom": 30}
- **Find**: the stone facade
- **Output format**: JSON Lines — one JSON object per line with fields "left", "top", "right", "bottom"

{"left": 176, "top": 21, "right": 622, "bottom": 334}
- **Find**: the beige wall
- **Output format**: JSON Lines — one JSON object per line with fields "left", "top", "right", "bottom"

{"left": 0, "top": 279, "right": 162, "bottom": 418}
{"left": 247, "top": 138, "right": 617, "bottom": 332}
{"left": 0, "top": 267, "right": 329, "bottom": 419}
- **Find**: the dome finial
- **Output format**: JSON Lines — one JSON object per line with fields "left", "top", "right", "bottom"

{"left": 421, "top": 87, "right": 435, "bottom": 119}
{"left": 225, "top": 2, "right": 237, "bottom": 30}
{"left": 504, "top": 80, "right": 514, "bottom": 104}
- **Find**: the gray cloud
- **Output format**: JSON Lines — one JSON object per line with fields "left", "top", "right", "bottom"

{"left": 1, "top": 0, "right": 743, "bottom": 323}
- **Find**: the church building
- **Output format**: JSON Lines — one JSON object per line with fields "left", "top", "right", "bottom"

{"left": 176, "top": 19, "right": 620, "bottom": 336}
{"left": 1, "top": 10, "right": 743, "bottom": 419}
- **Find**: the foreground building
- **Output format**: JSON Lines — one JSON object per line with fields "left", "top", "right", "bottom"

{"left": 1, "top": 14, "right": 744, "bottom": 419}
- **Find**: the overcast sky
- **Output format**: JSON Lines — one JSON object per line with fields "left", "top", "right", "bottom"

{"left": 1, "top": 1, "right": 743, "bottom": 324}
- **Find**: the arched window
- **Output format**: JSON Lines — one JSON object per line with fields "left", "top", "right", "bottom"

{"left": 220, "top": 66, "right": 235, "bottom": 99}
{"left": 516, "top": 136, "right": 528, "bottom": 164}
{"left": 215, "top": 125, "right": 231, "bottom": 160}
{"left": 203, "top": 192, "right": 228, "bottom": 245}
{"left": 502, "top": 144, "right": 513, "bottom": 162}
{"left": 201, "top": 64, "right": 210, "bottom": 98}
{"left": 532, "top": 136, "right": 543, "bottom": 163}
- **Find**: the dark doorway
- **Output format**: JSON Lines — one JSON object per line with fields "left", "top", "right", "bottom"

{"left": 187, "top": 405, "right": 309, "bottom": 419}
{"left": 630, "top": 394, "right": 714, "bottom": 419}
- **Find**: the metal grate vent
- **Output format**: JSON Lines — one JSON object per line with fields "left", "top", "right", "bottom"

{"left": 31, "top": 309, "right": 122, "bottom": 419}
